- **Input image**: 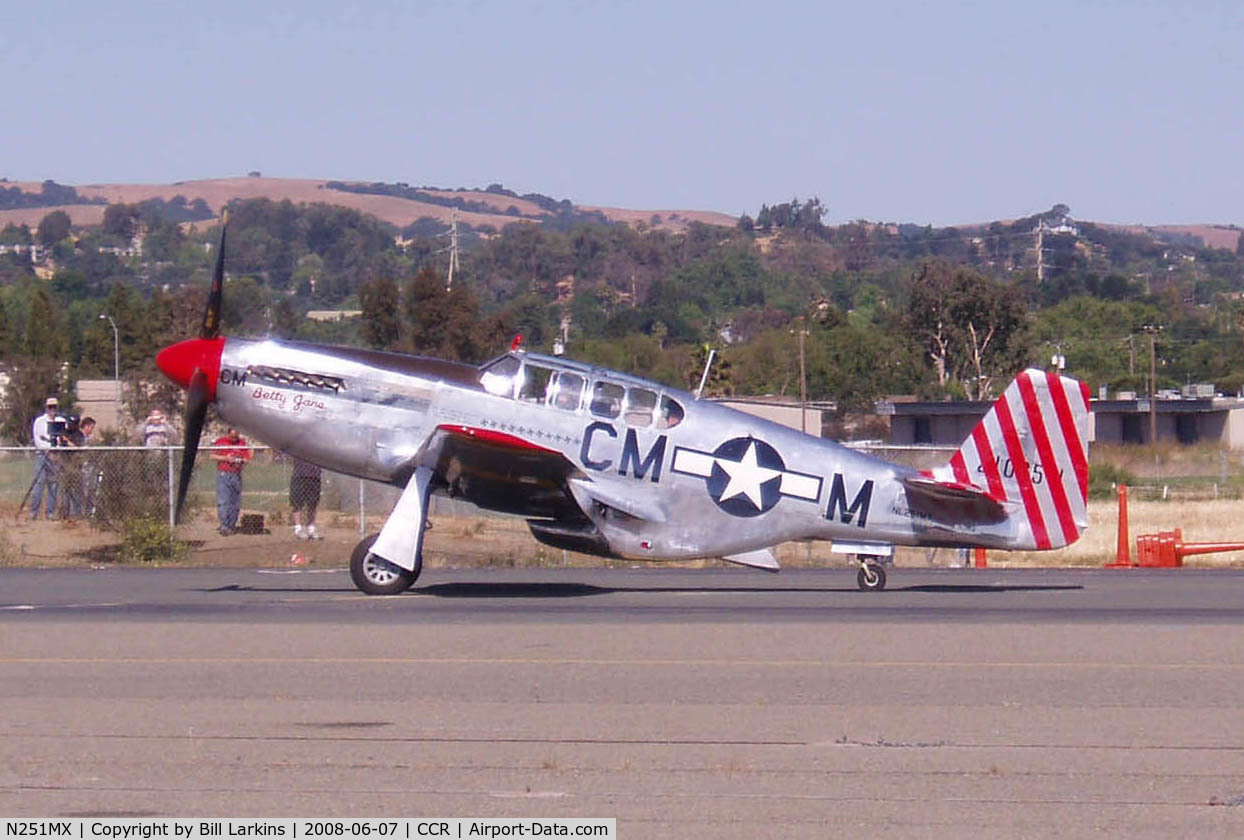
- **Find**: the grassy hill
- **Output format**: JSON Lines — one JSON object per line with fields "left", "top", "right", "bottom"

{"left": 0, "top": 176, "right": 737, "bottom": 234}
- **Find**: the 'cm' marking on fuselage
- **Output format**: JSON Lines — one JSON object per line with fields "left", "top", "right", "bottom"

{"left": 580, "top": 422, "right": 668, "bottom": 482}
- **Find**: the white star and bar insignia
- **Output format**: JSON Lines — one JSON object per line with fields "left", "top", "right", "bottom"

{"left": 671, "top": 437, "right": 822, "bottom": 517}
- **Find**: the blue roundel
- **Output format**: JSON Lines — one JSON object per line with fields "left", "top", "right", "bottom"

{"left": 705, "top": 437, "right": 786, "bottom": 517}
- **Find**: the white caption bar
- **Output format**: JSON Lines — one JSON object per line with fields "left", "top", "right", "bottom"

{"left": 1, "top": 820, "right": 615, "bottom": 840}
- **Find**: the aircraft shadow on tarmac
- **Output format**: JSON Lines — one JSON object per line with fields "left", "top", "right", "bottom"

{"left": 203, "top": 581, "right": 1084, "bottom": 598}
{"left": 398, "top": 581, "right": 1083, "bottom": 598}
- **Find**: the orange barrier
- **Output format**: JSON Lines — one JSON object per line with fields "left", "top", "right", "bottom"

{"left": 1125, "top": 528, "right": 1244, "bottom": 568}
{"left": 973, "top": 547, "right": 987, "bottom": 568}
{"left": 1106, "top": 484, "right": 1131, "bottom": 567}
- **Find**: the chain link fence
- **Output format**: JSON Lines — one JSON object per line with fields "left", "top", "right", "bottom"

{"left": 3, "top": 442, "right": 1243, "bottom": 567}
{"left": 0, "top": 445, "right": 508, "bottom": 534}
{"left": 0, "top": 444, "right": 959, "bottom": 531}
{"left": 4, "top": 441, "right": 1238, "bottom": 526}
{"left": 1, "top": 446, "right": 379, "bottom": 533}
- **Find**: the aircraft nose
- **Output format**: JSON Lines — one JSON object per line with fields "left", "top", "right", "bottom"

{"left": 156, "top": 337, "right": 225, "bottom": 399}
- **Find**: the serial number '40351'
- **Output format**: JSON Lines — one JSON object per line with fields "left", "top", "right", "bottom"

{"left": 978, "top": 456, "right": 1062, "bottom": 486}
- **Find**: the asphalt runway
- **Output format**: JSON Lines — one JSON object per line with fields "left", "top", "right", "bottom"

{"left": 3, "top": 566, "right": 1244, "bottom": 838}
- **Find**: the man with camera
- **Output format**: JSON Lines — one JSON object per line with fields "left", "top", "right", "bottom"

{"left": 28, "top": 396, "right": 63, "bottom": 520}
{"left": 56, "top": 414, "right": 89, "bottom": 518}
{"left": 211, "top": 426, "right": 252, "bottom": 536}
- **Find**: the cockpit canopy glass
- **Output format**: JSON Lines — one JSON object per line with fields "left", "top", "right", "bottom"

{"left": 480, "top": 355, "right": 521, "bottom": 397}
{"left": 482, "top": 354, "right": 684, "bottom": 429}
{"left": 550, "top": 372, "right": 585, "bottom": 412}
{"left": 624, "top": 387, "right": 658, "bottom": 427}
{"left": 589, "top": 381, "right": 625, "bottom": 419}
{"left": 519, "top": 364, "right": 554, "bottom": 402}
{"left": 658, "top": 395, "right": 684, "bottom": 429}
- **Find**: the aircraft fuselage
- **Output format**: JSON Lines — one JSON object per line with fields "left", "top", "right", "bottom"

{"left": 210, "top": 337, "right": 1023, "bottom": 561}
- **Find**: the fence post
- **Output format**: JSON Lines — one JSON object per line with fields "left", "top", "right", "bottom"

{"left": 167, "top": 447, "right": 175, "bottom": 530}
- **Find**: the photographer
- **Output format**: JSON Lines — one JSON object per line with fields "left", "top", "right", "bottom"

{"left": 28, "top": 396, "right": 62, "bottom": 520}
{"left": 56, "top": 414, "right": 88, "bottom": 518}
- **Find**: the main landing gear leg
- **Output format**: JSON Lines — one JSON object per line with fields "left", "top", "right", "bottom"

{"left": 856, "top": 555, "right": 887, "bottom": 592}
{"left": 350, "top": 466, "right": 433, "bottom": 596}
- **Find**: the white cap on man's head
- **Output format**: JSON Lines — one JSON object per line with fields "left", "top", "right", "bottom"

{"left": 45, "top": 397, "right": 58, "bottom": 407}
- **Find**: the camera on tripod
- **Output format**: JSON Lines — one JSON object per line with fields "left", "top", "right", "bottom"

{"left": 47, "top": 418, "right": 68, "bottom": 446}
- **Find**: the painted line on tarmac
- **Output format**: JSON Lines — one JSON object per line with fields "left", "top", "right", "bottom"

{"left": 0, "top": 602, "right": 125, "bottom": 611}
{"left": 256, "top": 569, "right": 343, "bottom": 575}
{"left": 0, "top": 656, "right": 1241, "bottom": 668}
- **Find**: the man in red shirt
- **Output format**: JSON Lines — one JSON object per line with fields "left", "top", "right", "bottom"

{"left": 210, "top": 427, "right": 252, "bottom": 535}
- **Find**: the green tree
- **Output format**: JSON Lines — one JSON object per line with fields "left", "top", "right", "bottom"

{"left": 0, "top": 296, "right": 9, "bottom": 361}
{"left": 0, "top": 223, "right": 31, "bottom": 245}
{"left": 36, "top": 210, "right": 71, "bottom": 247}
{"left": 904, "top": 260, "right": 1030, "bottom": 399}
{"left": 359, "top": 275, "right": 403, "bottom": 349}
{"left": 0, "top": 357, "right": 73, "bottom": 444}
{"left": 403, "top": 267, "right": 486, "bottom": 361}
{"left": 102, "top": 203, "right": 141, "bottom": 240}
{"left": 21, "top": 287, "right": 69, "bottom": 360}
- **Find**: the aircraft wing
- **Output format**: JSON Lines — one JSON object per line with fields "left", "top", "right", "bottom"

{"left": 422, "top": 424, "right": 585, "bottom": 519}
{"left": 567, "top": 475, "right": 668, "bottom": 523}
{"left": 901, "top": 474, "right": 1009, "bottom": 526}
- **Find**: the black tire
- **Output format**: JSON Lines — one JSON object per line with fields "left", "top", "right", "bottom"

{"left": 856, "top": 562, "right": 887, "bottom": 592}
{"left": 349, "top": 533, "right": 420, "bottom": 595}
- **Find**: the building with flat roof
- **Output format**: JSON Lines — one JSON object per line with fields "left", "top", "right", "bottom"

{"left": 878, "top": 393, "right": 1244, "bottom": 449}
{"left": 711, "top": 396, "right": 837, "bottom": 437}
{"left": 75, "top": 379, "right": 124, "bottom": 431}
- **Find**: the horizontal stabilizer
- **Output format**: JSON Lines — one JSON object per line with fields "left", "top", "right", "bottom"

{"left": 902, "top": 475, "right": 1009, "bottom": 526}
{"left": 722, "top": 548, "right": 780, "bottom": 572}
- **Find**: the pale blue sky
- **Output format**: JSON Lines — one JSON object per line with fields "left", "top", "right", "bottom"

{"left": 5, "top": 1, "right": 1242, "bottom": 225}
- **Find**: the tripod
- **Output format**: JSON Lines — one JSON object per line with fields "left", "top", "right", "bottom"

{"left": 16, "top": 449, "right": 59, "bottom": 522}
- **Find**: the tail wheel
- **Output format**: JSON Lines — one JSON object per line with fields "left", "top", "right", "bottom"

{"left": 857, "top": 561, "right": 887, "bottom": 592}
{"left": 350, "top": 533, "right": 420, "bottom": 595}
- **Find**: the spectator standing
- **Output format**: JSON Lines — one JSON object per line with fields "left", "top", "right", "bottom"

{"left": 210, "top": 427, "right": 251, "bottom": 535}
{"left": 28, "top": 396, "right": 61, "bottom": 520}
{"left": 290, "top": 458, "right": 323, "bottom": 540}
{"left": 57, "top": 415, "right": 87, "bottom": 518}
{"left": 79, "top": 417, "right": 99, "bottom": 517}
{"left": 142, "top": 409, "right": 172, "bottom": 447}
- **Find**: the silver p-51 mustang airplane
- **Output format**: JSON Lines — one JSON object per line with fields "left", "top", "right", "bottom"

{"left": 157, "top": 224, "right": 1090, "bottom": 595}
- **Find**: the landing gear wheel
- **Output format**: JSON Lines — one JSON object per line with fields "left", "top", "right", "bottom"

{"left": 857, "top": 561, "right": 887, "bottom": 592}
{"left": 350, "top": 533, "right": 420, "bottom": 595}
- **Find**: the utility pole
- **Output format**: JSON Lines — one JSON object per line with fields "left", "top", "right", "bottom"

{"left": 99, "top": 314, "right": 119, "bottom": 423}
{"left": 444, "top": 210, "right": 460, "bottom": 291}
{"left": 1035, "top": 220, "right": 1045, "bottom": 283}
{"left": 792, "top": 318, "right": 809, "bottom": 433}
{"left": 1142, "top": 324, "right": 1161, "bottom": 443}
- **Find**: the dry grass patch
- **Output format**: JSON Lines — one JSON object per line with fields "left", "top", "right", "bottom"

{"left": 996, "top": 498, "right": 1244, "bottom": 568}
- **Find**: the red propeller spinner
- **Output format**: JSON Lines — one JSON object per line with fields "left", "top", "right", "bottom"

{"left": 156, "top": 337, "right": 225, "bottom": 400}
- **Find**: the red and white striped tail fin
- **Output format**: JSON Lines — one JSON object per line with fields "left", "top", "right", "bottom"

{"left": 932, "top": 369, "right": 1091, "bottom": 550}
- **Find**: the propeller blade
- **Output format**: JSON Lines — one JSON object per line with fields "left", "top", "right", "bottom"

{"left": 174, "top": 368, "right": 210, "bottom": 523}
{"left": 200, "top": 215, "right": 227, "bottom": 339}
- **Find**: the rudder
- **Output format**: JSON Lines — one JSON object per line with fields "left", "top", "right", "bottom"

{"left": 935, "top": 369, "right": 1090, "bottom": 550}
